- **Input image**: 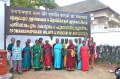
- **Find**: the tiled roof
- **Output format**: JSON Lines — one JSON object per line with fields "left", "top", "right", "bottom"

{"left": 53, "top": 0, "right": 108, "bottom": 13}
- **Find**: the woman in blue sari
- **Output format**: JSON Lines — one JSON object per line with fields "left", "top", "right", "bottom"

{"left": 76, "top": 38, "right": 83, "bottom": 70}
{"left": 54, "top": 38, "right": 63, "bottom": 70}
{"left": 22, "top": 41, "right": 31, "bottom": 71}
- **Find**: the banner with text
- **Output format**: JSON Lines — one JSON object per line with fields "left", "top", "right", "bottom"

{"left": 5, "top": 6, "right": 90, "bottom": 37}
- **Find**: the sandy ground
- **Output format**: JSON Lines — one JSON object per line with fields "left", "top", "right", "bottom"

{"left": 11, "top": 63, "right": 116, "bottom": 79}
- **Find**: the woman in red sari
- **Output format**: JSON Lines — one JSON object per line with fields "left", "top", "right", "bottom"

{"left": 80, "top": 41, "right": 89, "bottom": 71}
{"left": 66, "top": 39, "right": 76, "bottom": 71}
{"left": 43, "top": 40, "right": 52, "bottom": 71}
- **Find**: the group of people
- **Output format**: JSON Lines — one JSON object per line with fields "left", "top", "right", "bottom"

{"left": 7, "top": 34, "right": 97, "bottom": 75}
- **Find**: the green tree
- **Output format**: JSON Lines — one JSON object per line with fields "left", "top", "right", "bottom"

{"left": 10, "top": 0, "right": 59, "bottom": 9}
{"left": 10, "top": 0, "right": 35, "bottom": 8}
{"left": 44, "top": 0, "right": 59, "bottom": 9}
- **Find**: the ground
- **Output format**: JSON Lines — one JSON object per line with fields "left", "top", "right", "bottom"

{"left": 12, "top": 63, "right": 116, "bottom": 79}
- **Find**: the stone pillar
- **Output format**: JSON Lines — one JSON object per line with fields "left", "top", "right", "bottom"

{"left": 0, "top": 0, "right": 10, "bottom": 49}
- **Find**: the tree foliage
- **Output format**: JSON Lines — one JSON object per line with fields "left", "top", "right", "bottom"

{"left": 10, "top": 0, "right": 59, "bottom": 9}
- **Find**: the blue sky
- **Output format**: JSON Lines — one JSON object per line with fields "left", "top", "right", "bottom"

{"left": 56, "top": 0, "right": 120, "bottom": 14}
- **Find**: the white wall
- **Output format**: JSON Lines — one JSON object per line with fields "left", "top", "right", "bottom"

{"left": 91, "top": 32, "right": 120, "bottom": 46}
{"left": 0, "top": 0, "right": 6, "bottom": 49}
{"left": 92, "top": 10, "right": 109, "bottom": 17}
{"left": 6, "top": 31, "right": 120, "bottom": 48}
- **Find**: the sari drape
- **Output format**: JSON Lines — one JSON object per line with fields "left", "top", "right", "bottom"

{"left": 44, "top": 44, "right": 52, "bottom": 68}
{"left": 63, "top": 44, "right": 69, "bottom": 67}
{"left": 76, "top": 43, "right": 83, "bottom": 70}
{"left": 54, "top": 43, "right": 63, "bottom": 68}
{"left": 81, "top": 46, "right": 89, "bottom": 71}
{"left": 66, "top": 44, "right": 75, "bottom": 70}
{"left": 22, "top": 45, "right": 31, "bottom": 70}
{"left": 32, "top": 45, "right": 42, "bottom": 69}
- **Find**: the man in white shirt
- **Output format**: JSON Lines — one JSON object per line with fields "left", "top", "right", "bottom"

{"left": 48, "top": 34, "right": 55, "bottom": 47}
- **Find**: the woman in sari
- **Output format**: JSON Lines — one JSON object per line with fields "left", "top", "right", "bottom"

{"left": 22, "top": 41, "right": 31, "bottom": 71}
{"left": 63, "top": 39, "right": 69, "bottom": 68}
{"left": 81, "top": 41, "right": 89, "bottom": 71}
{"left": 32, "top": 40, "right": 42, "bottom": 71}
{"left": 54, "top": 38, "right": 63, "bottom": 70}
{"left": 43, "top": 40, "right": 52, "bottom": 71}
{"left": 76, "top": 38, "right": 83, "bottom": 70}
{"left": 66, "top": 39, "right": 76, "bottom": 71}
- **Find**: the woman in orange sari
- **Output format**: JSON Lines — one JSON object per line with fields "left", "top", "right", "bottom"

{"left": 66, "top": 39, "right": 76, "bottom": 71}
{"left": 43, "top": 40, "right": 52, "bottom": 71}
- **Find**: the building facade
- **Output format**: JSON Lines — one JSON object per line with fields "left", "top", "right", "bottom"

{"left": 90, "top": 8, "right": 120, "bottom": 33}
{"left": 54, "top": 0, "right": 120, "bottom": 45}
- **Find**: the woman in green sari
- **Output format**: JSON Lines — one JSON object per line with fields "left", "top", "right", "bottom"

{"left": 32, "top": 40, "right": 42, "bottom": 71}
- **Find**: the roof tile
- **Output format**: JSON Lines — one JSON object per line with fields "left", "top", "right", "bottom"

{"left": 53, "top": 0, "right": 108, "bottom": 13}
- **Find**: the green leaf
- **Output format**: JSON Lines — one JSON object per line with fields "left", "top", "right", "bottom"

{"left": 10, "top": 0, "right": 59, "bottom": 9}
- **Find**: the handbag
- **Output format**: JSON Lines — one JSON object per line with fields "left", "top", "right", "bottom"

{"left": 71, "top": 49, "right": 75, "bottom": 57}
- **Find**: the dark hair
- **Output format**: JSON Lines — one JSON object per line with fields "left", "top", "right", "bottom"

{"left": 74, "top": 38, "right": 77, "bottom": 40}
{"left": 88, "top": 37, "right": 94, "bottom": 46}
{"left": 26, "top": 41, "right": 29, "bottom": 44}
{"left": 27, "top": 39, "right": 31, "bottom": 41}
{"left": 65, "top": 39, "right": 68, "bottom": 41}
{"left": 35, "top": 39, "right": 39, "bottom": 42}
{"left": 61, "top": 38, "right": 64, "bottom": 40}
{"left": 90, "top": 37, "right": 94, "bottom": 42}
{"left": 16, "top": 40, "right": 21, "bottom": 43}
{"left": 49, "top": 34, "right": 53, "bottom": 36}
{"left": 39, "top": 37, "right": 43, "bottom": 40}
{"left": 82, "top": 40, "right": 86, "bottom": 43}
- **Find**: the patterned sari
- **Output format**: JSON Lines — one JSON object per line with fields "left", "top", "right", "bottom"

{"left": 22, "top": 45, "right": 31, "bottom": 70}
{"left": 44, "top": 44, "right": 52, "bottom": 68}
{"left": 66, "top": 44, "right": 75, "bottom": 70}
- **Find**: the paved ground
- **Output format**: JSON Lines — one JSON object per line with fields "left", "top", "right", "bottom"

{"left": 12, "top": 63, "right": 116, "bottom": 79}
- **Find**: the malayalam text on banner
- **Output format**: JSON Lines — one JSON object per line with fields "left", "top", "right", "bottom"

{"left": 5, "top": 6, "right": 90, "bottom": 37}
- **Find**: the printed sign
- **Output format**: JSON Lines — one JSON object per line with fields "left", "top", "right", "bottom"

{"left": 5, "top": 6, "right": 90, "bottom": 37}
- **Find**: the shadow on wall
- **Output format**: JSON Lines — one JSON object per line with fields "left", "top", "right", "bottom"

{"left": 96, "top": 45, "right": 120, "bottom": 65}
